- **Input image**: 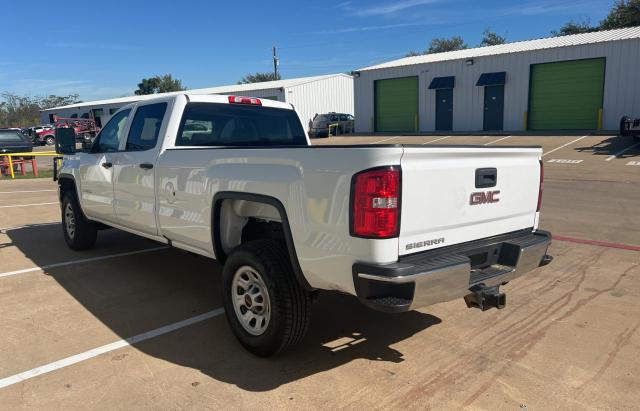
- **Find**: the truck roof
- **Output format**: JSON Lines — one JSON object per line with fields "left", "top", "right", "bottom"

{"left": 120, "top": 93, "right": 294, "bottom": 112}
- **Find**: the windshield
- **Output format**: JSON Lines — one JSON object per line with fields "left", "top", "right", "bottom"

{"left": 176, "top": 103, "right": 306, "bottom": 147}
{"left": 313, "top": 114, "right": 338, "bottom": 124}
{"left": 0, "top": 131, "right": 24, "bottom": 142}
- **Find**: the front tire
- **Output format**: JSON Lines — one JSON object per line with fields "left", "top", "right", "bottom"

{"left": 222, "top": 240, "right": 311, "bottom": 357}
{"left": 61, "top": 192, "right": 97, "bottom": 250}
{"left": 619, "top": 116, "right": 631, "bottom": 137}
{"left": 45, "top": 135, "right": 55, "bottom": 146}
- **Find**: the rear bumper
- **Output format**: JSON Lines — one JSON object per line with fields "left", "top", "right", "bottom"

{"left": 308, "top": 129, "right": 329, "bottom": 138}
{"left": 353, "top": 229, "right": 552, "bottom": 313}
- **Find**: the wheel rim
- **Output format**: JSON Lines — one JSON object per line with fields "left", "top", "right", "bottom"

{"left": 231, "top": 265, "right": 271, "bottom": 336}
{"left": 64, "top": 202, "right": 76, "bottom": 239}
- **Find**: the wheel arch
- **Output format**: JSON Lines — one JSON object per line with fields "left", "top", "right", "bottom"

{"left": 211, "top": 191, "right": 313, "bottom": 291}
{"left": 57, "top": 174, "right": 79, "bottom": 202}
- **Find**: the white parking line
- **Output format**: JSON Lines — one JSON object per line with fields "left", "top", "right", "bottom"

{"left": 0, "top": 202, "right": 58, "bottom": 209}
{"left": 0, "top": 222, "right": 59, "bottom": 233}
{"left": 484, "top": 136, "right": 511, "bottom": 146}
{"left": 0, "top": 189, "right": 57, "bottom": 194}
{"left": 547, "top": 159, "right": 583, "bottom": 164}
{"left": 542, "top": 135, "right": 589, "bottom": 157}
{"left": 605, "top": 142, "right": 640, "bottom": 161}
{"left": 422, "top": 136, "right": 450, "bottom": 145}
{"left": 0, "top": 246, "right": 169, "bottom": 278}
{"left": 0, "top": 308, "right": 225, "bottom": 389}
{"left": 370, "top": 136, "right": 397, "bottom": 144}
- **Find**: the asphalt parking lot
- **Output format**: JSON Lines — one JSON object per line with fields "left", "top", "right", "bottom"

{"left": 1, "top": 134, "right": 639, "bottom": 409}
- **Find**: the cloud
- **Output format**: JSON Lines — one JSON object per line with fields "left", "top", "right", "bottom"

{"left": 3, "top": 78, "right": 132, "bottom": 101}
{"left": 347, "top": 0, "right": 441, "bottom": 17}
{"left": 313, "top": 21, "right": 431, "bottom": 34}
{"left": 499, "top": 1, "right": 594, "bottom": 16}
{"left": 46, "top": 42, "right": 138, "bottom": 51}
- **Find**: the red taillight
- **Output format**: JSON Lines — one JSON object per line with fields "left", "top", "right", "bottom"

{"left": 351, "top": 167, "right": 401, "bottom": 238}
{"left": 537, "top": 160, "right": 544, "bottom": 212}
{"left": 228, "top": 95, "right": 262, "bottom": 105}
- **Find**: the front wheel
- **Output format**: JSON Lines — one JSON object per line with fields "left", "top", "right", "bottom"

{"left": 222, "top": 240, "right": 311, "bottom": 357}
{"left": 45, "top": 135, "right": 55, "bottom": 146}
{"left": 61, "top": 192, "right": 97, "bottom": 250}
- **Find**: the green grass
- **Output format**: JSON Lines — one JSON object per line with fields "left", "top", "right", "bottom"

{"left": 0, "top": 169, "right": 54, "bottom": 180}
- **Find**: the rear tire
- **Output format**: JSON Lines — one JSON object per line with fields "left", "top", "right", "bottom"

{"left": 222, "top": 239, "right": 311, "bottom": 357}
{"left": 61, "top": 192, "right": 97, "bottom": 250}
{"left": 619, "top": 116, "right": 631, "bottom": 137}
{"left": 45, "top": 136, "right": 55, "bottom": 146}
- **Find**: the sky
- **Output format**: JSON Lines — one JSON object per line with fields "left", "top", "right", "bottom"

{"left": 1, "top": 0, "right": 612, "bottom": 101}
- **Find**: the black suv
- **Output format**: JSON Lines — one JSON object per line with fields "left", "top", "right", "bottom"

{"left": 308, "top": 113, "right": 355, "bottom": 138}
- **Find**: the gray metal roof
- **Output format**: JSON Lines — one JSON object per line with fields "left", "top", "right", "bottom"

{"left": 43, "top": 73, "right": 351, "bottom": 111}
{"left": 358, "top": 26, "right": 640, "bottom": 71}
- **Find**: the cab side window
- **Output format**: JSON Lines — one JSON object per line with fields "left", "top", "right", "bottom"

{"left": 125, "top": 103, "right": 167, "bottom": 151}
{"left": 91, "top": 109, "right": 131, "bottom": 153}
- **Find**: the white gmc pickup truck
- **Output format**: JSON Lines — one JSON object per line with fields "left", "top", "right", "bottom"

{"left": 55, "top": 94, "right": 552, "bottom": 356}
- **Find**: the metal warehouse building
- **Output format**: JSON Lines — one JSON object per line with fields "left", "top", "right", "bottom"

{"left": 353, "top": 26, "right": 640, "bottom": 133}
{"left": 40, "top": 73, "right": 353, "bottom": 131}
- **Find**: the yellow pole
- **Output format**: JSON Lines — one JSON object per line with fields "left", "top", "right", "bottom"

{"left": 597, "top": 108, "right": 603, "bottom": 130}
{"left": 8, "top": 155, "right": 15, "bottom": 179}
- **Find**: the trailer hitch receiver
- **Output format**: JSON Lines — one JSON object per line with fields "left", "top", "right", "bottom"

{"left": 464, "top": 286, "right": 506, "bottom": 311}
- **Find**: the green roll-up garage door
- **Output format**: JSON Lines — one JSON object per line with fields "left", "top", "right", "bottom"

{"left": 375, "top": 76, "right": 418, "bottom": 132}
{"left": 528, "top": 58, "right": 605, "bottom": 130}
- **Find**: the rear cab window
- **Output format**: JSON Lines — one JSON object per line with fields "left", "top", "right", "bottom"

{"left": 176, "top": 103, "right": 306, "bottom": 147}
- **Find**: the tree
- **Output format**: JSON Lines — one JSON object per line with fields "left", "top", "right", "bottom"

{"left": 134, "top": 74, "right": 186, "bottom": 95}
{"left": 405, "top": 50, "right": 423, "bottom": 57}
{"left": 479, "top": 28, "right": 506, "bottom": 47}
{"left": 551, "top": 19, "right": 597, "bottom": 36}
{"left": 553, "top": 0, "right": 640, "bottom": 36}
{"left": 0, "top": 92, "right": 81, "bottom": 127}
{"left": 600, "top": 0, "right": 640, "bottom": 29}
{"left": 426, "top": 36, "right": 468, "bottom": 54}
{"left": 237, "top": 72, "right": 281, "bottom": 84}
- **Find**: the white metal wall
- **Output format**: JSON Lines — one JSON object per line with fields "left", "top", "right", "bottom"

{"left": 355, "top": 39, "right": 640, "bottom": 132}
{"left": 219, "top": 88, "right": 285, "bottom": 101}
{"left": 285, "top": 75, "right": 354, "bottom": 130}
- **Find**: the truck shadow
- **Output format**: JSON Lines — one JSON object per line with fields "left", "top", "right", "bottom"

{"left": 5, "top": 224, "right": 441, "bottom": 391}
{"left": 574, "top": 135, "right": 639, "bottom": 157}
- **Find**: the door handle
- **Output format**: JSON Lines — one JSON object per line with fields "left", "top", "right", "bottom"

{"left": 101, "top": 162, "right": 113, "bottom": 169}
{"left": 475, "top": 168, "right": 497, "bottom": 188}
{"left": 139, "top": 163, "right": 154, "bottom": 170}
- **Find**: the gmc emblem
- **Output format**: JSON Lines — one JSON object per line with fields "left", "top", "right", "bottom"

{"left": 470, "top": 190, "right": 500, "bottom": 205}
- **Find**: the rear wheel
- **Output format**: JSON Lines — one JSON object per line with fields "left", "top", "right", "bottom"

{"left": 61, "top": 192, "right": 97, "bottom": 250}
{"left": 45, "top": 135, "right": 55, "bottom": 146}
{"left": 619, "top": 116, "right": 632, "bottom": 137}
{"left": 222, "top": 240, "right": 311, "bottom": 357}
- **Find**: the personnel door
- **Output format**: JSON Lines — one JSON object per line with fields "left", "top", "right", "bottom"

{"left": 112, "top": 101, "right": 169, "bottom": 235}
{"left": 435, "top": 88, "right": 453, "bottom": 131}
{"left": 483, "top": 85, "right": 505, "bottom": 131}
{"left": 79, "top": 109, "right": 131, "bottom": 222}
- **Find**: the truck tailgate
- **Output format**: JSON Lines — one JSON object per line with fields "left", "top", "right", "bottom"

{"left": 399, "top": 146, "right": 541, "bottom": 256}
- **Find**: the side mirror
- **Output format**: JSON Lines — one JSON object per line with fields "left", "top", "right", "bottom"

{"left": 55, "top": 128, "right": 76, "bottom": 154}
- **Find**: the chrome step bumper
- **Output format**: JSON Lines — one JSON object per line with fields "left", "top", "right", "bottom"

{"left": 353, "top": 229, "right": 552, "bottom": 313}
